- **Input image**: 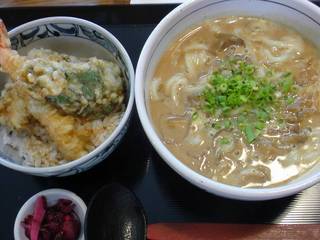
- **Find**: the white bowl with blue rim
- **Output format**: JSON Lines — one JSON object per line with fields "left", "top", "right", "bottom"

{"left": 0, "top": 17, "right": 134, "bottom": 177}
{"left": 135, "top": 0, "right": 320, "bottom": 200}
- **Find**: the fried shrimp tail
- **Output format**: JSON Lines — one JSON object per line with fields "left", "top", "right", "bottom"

{"left": 0, "top": 19, "right": 24, "bottom": 78}
{"left": 0, "top": 19, "right": 10, "bottom": 49}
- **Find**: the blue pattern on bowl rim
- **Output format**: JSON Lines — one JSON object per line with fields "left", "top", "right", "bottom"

{"left": 10, "top": 23, "right": 129, "bottom": 83}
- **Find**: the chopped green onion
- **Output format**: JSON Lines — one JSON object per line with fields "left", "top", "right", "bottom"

{"left": 244, "top": 125, "right": 257, "bottom": 143}
{"left": 214, "top": 122, "right": 222, "bottom": 129}
{"left": 255, "top": 122, "right": 265, "bottom": 130}
{"left": 192, "top": 112, "right": 198, "bottom": 121}
{"left": 200, "top": 59, "right": 295, "bottom": 144}
{"left": 256, "top": 110, "right": 269, "bottom": 121}
{"left": 223, "top": 120, "right": 232, "bottom": 129}
{"left": 220, "top": 137, "right": 230, "bottom": 145}
{"left": 280, "top": 73, "right": 294, "bottom": 93}
{"left": 287, "top": 96, "right": 295, "bottom": 105}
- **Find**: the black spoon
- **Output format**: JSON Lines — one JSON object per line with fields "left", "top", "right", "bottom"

{"left": 84, "top": 183, "right": 147, "bottom": 240}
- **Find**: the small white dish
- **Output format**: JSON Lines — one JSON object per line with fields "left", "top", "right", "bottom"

{"left": 14, "top": 189, "right": 86, "bottom": 240}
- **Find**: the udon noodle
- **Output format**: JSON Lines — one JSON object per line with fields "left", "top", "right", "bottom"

{"left": 149, "top": 17, "right": 320, "bottom": 188}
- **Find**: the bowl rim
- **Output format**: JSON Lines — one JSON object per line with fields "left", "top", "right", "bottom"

{"left": 135, "top": 0, "right": 320, "bottom": 200}
{"left": 13, "top": 188, "right": 86, "bottom": 240}
{"left": 0, "top": 16, "right": 135, "bottom": 174}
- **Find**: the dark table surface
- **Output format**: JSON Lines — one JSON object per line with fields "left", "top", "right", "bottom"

{"left": 1, "top": 4, "right": 320, "bottom": 239}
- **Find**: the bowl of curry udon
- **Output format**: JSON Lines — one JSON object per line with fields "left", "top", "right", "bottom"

{"left": 135, "top": 0, "right": 320, "bottom": 200}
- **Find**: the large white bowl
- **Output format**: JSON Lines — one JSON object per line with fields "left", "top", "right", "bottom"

{"left": 0, "top": 17, "right": 134, "bottom": 177}
{"left": 135, "top": 0, "right": 320, "bottom": 200}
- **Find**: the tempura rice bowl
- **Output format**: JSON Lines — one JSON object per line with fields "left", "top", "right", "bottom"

{"left": 0, "top": 17, "right": 134, "bottom": 177}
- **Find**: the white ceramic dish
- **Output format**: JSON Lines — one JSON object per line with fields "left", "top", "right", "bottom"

{"left": 0, "top": 17, "right": 134, "bottom": 177}
{"left": 135, "top": 0, "right": 320, "bottom": 200}
{"left": 14, "top": 189, "right": 86, "bottom": 240}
